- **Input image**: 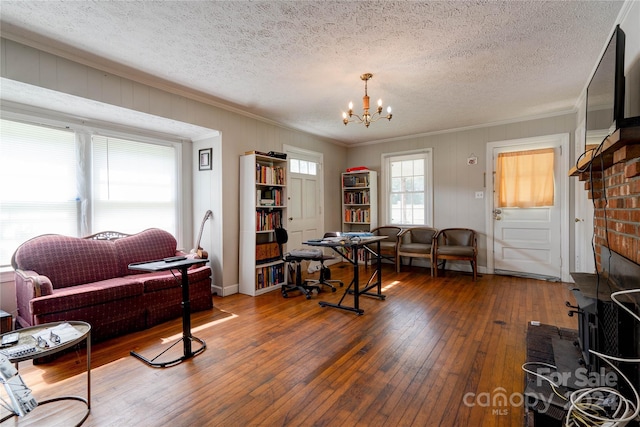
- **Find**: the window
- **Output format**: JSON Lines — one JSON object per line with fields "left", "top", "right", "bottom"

{"left": 383, "top": 150, "right": 433, "bottom": 226}
{"left": 92, "top": 135, "right": 177, "bottom": 233}
{"left": 289, "top": 158, "right": 317, "bottom": 175}
{"left": 497, "top": 148, "right": 555, "bottom": 208}
{"left": 0, "top": 120, "right": 78, "bottom": 266}
{"left": 0, "top": 118, "right": 179, "bottom": 268}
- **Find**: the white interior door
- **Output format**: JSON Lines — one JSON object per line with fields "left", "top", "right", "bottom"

{"left": 489, "top": 135, "right": 568, "bottom": 280}
{"left": 573, "top": 128, "right": 604, "bottom": 273}
{"left": 284, "top": 147, "right": 324, "bottom": 252}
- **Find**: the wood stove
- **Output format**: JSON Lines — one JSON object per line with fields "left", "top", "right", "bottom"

{"left": 570, "top": 247, "right": 640, "bottom": 400}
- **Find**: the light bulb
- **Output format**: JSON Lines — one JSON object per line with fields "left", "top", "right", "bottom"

{"left": 348, "top": 101, "right": 353, "bottom": 110}
{"left": 387, "top": 106, "right": 392, "bottom": 113}
{"left": 377, "top": 99, "right": 382, "bottom": 107}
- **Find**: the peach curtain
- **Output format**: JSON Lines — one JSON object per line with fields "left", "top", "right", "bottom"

{"left": 497, "top": 148, "right": 554, "bottom": 208}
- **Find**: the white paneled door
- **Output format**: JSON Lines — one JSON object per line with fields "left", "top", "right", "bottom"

{"left": 489, "top": 135, "right": 568, "bottom": 280}
{"left": 284, "top": 147, "right": 324, "bottom": 252}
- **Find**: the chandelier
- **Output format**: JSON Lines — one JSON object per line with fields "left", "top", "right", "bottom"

{"left": 342, "top": 73, "right": 392, "bottom": 127}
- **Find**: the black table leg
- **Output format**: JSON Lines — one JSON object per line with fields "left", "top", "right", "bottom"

{"left": 318, "top": 242, "right": 386, "bottom": 315}
{"left": 131, "top": 266, "right": 206, "bottom": 368}
{"left": 360, "top": 240, "right": 386, "bottom": 299}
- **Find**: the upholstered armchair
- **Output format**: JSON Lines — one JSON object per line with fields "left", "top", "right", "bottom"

{"left": 365, "top": 226, "right": 402, "bottom": 267}
{"left": 397, "top": 227, "right": 438, "bottom": 274}
{"left": 433, "top": 228, "right": 477, "bottom": 281}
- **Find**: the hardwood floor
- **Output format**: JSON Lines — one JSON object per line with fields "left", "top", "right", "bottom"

{"left": 2, "top": 264, "right": 578, "bottom": 426}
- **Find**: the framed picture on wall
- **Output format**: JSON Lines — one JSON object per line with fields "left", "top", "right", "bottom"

{"left": 199, "top": 148, "right": 212, "bottom": 171}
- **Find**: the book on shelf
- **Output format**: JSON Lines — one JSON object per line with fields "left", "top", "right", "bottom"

{"left": 343, "top": 190, "right": 370, "bottom": 204}
{"left": 257, "top": 188, "right": 282, "bottom": 206}
{"left": 342, "top": 174, "right": 369, "bottom": 188}
{"left": 256, "top": 210, "right": 282, "bottom": 231}
{"left": 256, "top": 164, "right": 285, "bottom": 185}
{"left": 255, "top": 264, "right": 284, "bottom": 290}
{"left": 344, "top": 207, "right": 370, "bottom": 223}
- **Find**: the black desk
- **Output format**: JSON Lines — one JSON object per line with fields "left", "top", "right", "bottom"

{"left": 128, "top": 257, "right": 208, "bottom": 368}
{"left": 304, "top": 236, "right": 386, "bottom": 315}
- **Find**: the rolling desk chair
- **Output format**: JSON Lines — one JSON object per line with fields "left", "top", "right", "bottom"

{"left": 279, "top": 230, "right": 344, "bottom": 299}
{"left": 276, "top": 228, "right": 321, "bottom": 299}
{"left": 303, "top": 232, "right": 344, "bottom": 292}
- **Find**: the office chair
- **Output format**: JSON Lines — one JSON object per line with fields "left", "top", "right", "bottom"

{"left": 275, "top": 228, "right": 321, "bottom": 299}
{"left": 302, "top": 232, "right": 344, "bottom": 292}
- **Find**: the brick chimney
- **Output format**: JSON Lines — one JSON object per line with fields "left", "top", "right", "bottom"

{"left": 575, "top": 128, "right": 640, "bottom": 271}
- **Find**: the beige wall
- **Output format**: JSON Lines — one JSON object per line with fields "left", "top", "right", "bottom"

{"left": 346, "top": 114, "right": 577, "bottom": 271}
{"left": 0, "top": 38, "right": 348, "bottom": 303}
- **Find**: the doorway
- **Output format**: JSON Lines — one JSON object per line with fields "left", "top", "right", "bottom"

{"left": 485, "top": 134, "right": 570, "bottom": 282}
{"left": 283, "top": 145, "right": 324, "bottom": 252}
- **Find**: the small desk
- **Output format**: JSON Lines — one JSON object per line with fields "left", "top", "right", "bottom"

{"left": 0, "top": 321, "right": 91, "bottom": 426}
{"left": 304, "top": 236, "right": 386, "bottom": 315}
{"left": 128, "top": 257, "right": 209, "bottom": 368}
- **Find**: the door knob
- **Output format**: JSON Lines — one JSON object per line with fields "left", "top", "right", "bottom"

{"left": 495, "top": 215, "right": 502, "bottom": 221}
{"left": 575, "top": 218, "right": 583, "bottom": 223}
{"left": 288, "top": 217, "right": 293, "bottom": 221}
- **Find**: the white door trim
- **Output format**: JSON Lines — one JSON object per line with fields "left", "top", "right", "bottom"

{"left": 485, "top": 133, "right": 571, "bottom": 282}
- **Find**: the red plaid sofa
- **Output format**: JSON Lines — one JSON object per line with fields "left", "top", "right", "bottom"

{"left": 11, "top": 228, "right": 213, "bottom": 342}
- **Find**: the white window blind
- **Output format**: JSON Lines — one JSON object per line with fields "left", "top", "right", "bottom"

{"left": 0, "top": 119, "right": 78, "bottom": 267}
{"left": 92, "top": 135, "right": 177, "bottom": 235}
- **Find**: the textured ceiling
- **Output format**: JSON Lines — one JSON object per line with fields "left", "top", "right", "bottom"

{"left": 0, "top": 1, "right": 625, "bottom": 145}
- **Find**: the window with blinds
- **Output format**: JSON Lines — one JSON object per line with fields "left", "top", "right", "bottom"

{"left": 0, "top": 119, "right": 78, "bottom": 267}
{"left": 0, "top": 118, "right": 179, "bottom": 268}
{"left": 92, "top": 135, "right": 177, "bottom": 233}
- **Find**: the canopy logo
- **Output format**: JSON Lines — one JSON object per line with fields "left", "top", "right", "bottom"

{"left": 462, "top": 387, "right": 529, "bottom": 416}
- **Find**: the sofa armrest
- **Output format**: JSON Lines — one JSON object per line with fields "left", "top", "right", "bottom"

{"left": 15, "top": 269, "right": 54, "bottom": 298}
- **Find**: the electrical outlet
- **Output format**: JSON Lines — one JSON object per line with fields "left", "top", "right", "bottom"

{"left": 475, "top": 191, "right": 484, "bottom": 199}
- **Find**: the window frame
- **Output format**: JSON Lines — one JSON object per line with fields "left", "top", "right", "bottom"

{"left": 381, "top": 149, "right": 433, "bottom": 227}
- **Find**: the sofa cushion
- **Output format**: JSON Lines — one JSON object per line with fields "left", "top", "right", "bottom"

{"left": 13, "top": 235, "right": 120, "bottom": 289}
{"left": 114, "top": 228, "right": 178, "bottom": 276}
{"left": 30, "top": 277, "right": 144, "bottom": 316}
{"left": 134, "top": 265, "right": 211, "bottom": 293}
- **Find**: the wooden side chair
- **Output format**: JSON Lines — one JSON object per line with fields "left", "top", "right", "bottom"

{"left": 365, "top": 226, "right": 402, "bottom": 267}
{"left": 396, "top": 227, "right": 438, "bottom": 274}
{"left": 433, "top": 228, "right": 477, "bottom": 281}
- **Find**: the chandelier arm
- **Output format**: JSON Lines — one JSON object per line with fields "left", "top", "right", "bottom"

{"left": 349, "top": 113, "right": 364, "bottom": 123}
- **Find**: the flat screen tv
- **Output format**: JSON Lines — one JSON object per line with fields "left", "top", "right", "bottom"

{"left": 585, "top": 25, "right": 626, "bottom": 141}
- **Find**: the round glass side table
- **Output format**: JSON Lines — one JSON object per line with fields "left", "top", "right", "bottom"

{"left": 0, "top": 321, "right": 91, "bottom": 426}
